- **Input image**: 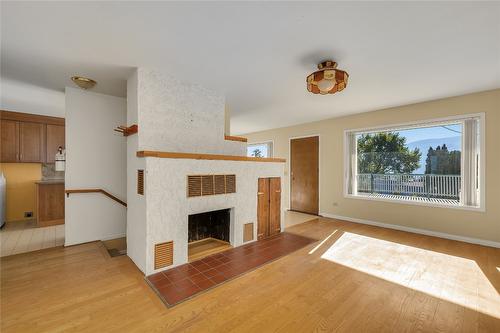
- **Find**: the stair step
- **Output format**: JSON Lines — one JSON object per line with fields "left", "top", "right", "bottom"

{"left": 108, "top": 248, "right": 127, "bottom": 257}
{"left": 102, "top": 237, "right": 127, "bottom": 258}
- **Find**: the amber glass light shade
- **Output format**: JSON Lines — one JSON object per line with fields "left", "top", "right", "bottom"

{"left": 306, "top": 60, "right": 348, "bottom": 95}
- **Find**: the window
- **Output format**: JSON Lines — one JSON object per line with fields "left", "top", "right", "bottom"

{"left": 247, "top": 141, "right": 273, "bottom": 158}
{"left": 345, "top": 114, "right": 483, "bottom": 210}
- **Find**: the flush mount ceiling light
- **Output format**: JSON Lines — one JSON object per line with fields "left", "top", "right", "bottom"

{"left": 306, "top": 60, "right": 349, "bottom": 95}
{"left": 71, "top": 76, "right": 97, "bottom": 90}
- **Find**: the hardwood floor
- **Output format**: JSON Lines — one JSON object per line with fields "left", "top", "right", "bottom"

{"left": 1, "top": 217, "right": 499, "bottom": 332}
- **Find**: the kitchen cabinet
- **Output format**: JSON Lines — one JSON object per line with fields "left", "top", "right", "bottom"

{"left": 0, "top": 111, "right": 64, "bottom": 163}
{"left": 1, "top": 119, "right": 19, "bottom": 162}
{"left": 36, "top": 181, "right": 65, "bottom": 227}
{"left": 46, "top": 124, "right": 65, "bottom": 163}
{"left": 19, "top": 122, "right": 45, "bottom": 162}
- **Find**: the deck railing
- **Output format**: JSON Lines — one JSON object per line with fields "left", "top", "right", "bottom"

{"left": 357, "top": 173, "right": 461, "bottom": 200}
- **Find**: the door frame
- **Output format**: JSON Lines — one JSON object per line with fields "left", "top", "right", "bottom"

{"left": 288, "top": 134, "right": 321, "bottom": 215}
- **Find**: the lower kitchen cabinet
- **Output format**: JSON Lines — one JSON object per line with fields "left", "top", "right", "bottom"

{"left": 36, "top": 181, "right": 65, "bottom": 227}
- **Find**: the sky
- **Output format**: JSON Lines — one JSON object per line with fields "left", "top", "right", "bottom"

{"left": 396, "top": 123, "right": 462, "bottom": 144}
{"left": 357, "top": 122, "right": 463, "bottom": 174}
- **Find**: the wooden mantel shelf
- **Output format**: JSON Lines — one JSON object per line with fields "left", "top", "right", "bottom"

{"left": 137, "top": 151, "right": 286, "bottom": 163}
{"left": 224, "top": 135, "right": 247, "bottom": 143}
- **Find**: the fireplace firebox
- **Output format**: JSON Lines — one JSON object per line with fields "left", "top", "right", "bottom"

{"left": 188, "top": 208, "right": 230, "bottom": 243}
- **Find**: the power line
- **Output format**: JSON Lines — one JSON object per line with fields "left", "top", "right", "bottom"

{"left": 441, "top": 125, "right": 461, "bottom": 134}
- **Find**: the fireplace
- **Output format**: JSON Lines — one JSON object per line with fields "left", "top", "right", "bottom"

{"left": 188, "top": 208, "right": 232, "bottom": 261}
{"left": 188, "top": 208, "right": 230, "bottom": 242}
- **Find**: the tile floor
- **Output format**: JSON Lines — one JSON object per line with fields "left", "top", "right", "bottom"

{"left": 0, "top": 220, "right": 65, "bottom": 257}
{"left": 284, "top": 210, "right": 318, "bottom": 227}
{"left": 146, "top": 232, "right": 316, "bottom": 307}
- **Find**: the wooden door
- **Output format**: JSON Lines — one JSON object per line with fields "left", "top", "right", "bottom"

{"left": 257, "top": 177, "right": 281, "bottom": 240}
{"left": 19, "top": 122, "right": 45, "bottom": 162}
{"left": 46, "top": 124, "right": 65, "bottom": 163}
{"left": 257, "top": 178, "right": 270, "bottom": 240}
{"left": 290, "top": 136, "right": 319, "bottom": 215}
{"left": 269, "top": 177, "right": 281, "bottom": 237}
{"left": 1, "top": 120, "right": 19, "bottom": 162}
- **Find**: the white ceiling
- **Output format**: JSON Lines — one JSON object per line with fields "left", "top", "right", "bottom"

{"left": 2, "top": 1, "right": 499, "bottom": 134}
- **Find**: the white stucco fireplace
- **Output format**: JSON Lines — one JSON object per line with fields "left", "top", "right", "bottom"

{"left": 125, "top": 68, "right": 285, "bottom": 275}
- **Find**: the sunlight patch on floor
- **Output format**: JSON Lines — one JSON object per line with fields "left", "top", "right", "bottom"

{"left": 309, "top": 230, "right": 337, "bottom": 255}
{"left": 320, "top": 232, "right": 500, "bottom": 318}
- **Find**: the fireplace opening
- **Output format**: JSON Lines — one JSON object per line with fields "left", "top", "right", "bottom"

{"left": 188, "top": 208, "right": 232, "bottom": 261}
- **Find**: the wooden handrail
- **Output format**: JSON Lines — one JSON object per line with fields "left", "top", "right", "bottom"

{"left": 136, "top": 150, "right": 286, "bottom": 163}
{"left": 65, "top": 189, "right": 127, "bottom": 207}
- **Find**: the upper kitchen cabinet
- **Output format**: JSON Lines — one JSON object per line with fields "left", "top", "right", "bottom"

{"left": 0, "top": 111, "right": 65, "bottom": 163}
{"left": 1, "top": 119, "right": 19, "bottom": 162}
{"left": 19, "top": 122, "right": 45, "bottom": 162}
{"left": 46, "top": 125, "right": 65, "bottom": 163}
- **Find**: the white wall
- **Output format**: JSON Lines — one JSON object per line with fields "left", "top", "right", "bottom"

{"left": 65, "top": 87, "right": 127, "bottom": 245}
{"left": 136, "top": 68, "right": 245, "bottom": 156}
{"left": 0, "top": 78, "right": 65, "bottom": 117}
{"left": 126, "top": 71, "right": 148, "bottom": 272}
{"left": 245, "top": 89, "right": 500, "bottom": 244}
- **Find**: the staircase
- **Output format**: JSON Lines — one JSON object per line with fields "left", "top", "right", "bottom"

{"left": 102, "top": 237, "right": 127, "bottom": 257}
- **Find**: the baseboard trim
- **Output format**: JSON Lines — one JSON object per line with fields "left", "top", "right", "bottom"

{"left": 320, "top": 212, "right": 500, "bottom": 249}
{"left": 101, "top": 233, "right": 127, "bottom": 241}
{"left": 64, "top": 233, "right": 127, "bottom": 247}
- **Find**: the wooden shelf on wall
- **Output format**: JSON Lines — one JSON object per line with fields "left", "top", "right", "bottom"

{"left": 136, "top": 150, "right": 286, "bottom": 163}
{"left": 224, "top": 135, "right": 247, "bottom": 143}
{"left": 114, "top": 124, "right": 138, "bottom": 137}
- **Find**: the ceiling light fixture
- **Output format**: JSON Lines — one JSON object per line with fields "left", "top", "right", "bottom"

{"left": 306, "top": 60, "right": 348, "bottom": 95}
{"left": 71, "top": 76, "right": 97, "bottom": 90}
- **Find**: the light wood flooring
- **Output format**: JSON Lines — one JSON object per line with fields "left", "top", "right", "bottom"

{"left": 1, "top": 217, "right": 499, "bottom": 332}
{"left": 0, "top": 220, "right": 64, "bottom": 257}
{"left": 188, "top": 238, "right": 232, "bottom": 262}
{"left": 284, "top": 210, "right": 318, "bottom": 227}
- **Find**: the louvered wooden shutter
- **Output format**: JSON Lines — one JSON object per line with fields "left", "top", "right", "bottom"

{"left": 154, "top": 241, "right": 173, "bottom": 269}
{"left": 137, "top": 170, "right": 144, "bottom": 195}
{"left": 201, "top": 175, "right": 214, "bottom": 196}
{"left": 188, "top": 174, "right": 236, "bottom": 197}
{"left": 243, "top": 222, "right": 254, "bottom": 242}
{"left": 214, "top": 175, "right": 226, "bottom": 195}
{"left": 188, "top": 176, "right": 202, "bottom": 197}
{"left": 225, "top": 175, "right": 236, "bottom": 193}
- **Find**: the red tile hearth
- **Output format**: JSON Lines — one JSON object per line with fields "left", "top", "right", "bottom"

{"left": 146, "top": 232, "right": 316, "bottom": 307}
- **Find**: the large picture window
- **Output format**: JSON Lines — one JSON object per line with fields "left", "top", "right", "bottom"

{"left": 345, "top": 114, "right": 483, "bottom": 210}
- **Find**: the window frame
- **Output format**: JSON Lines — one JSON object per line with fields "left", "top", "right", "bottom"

{"left": 343, "top": 113, "right": 485, "bottom": 212}
{"left": 247, "top": 140, "right": 274, "bottom": 158}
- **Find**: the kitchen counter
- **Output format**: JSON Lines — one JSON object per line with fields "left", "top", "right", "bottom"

{"left": 36, "top": 179, "right": 65, "bottom": 185}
